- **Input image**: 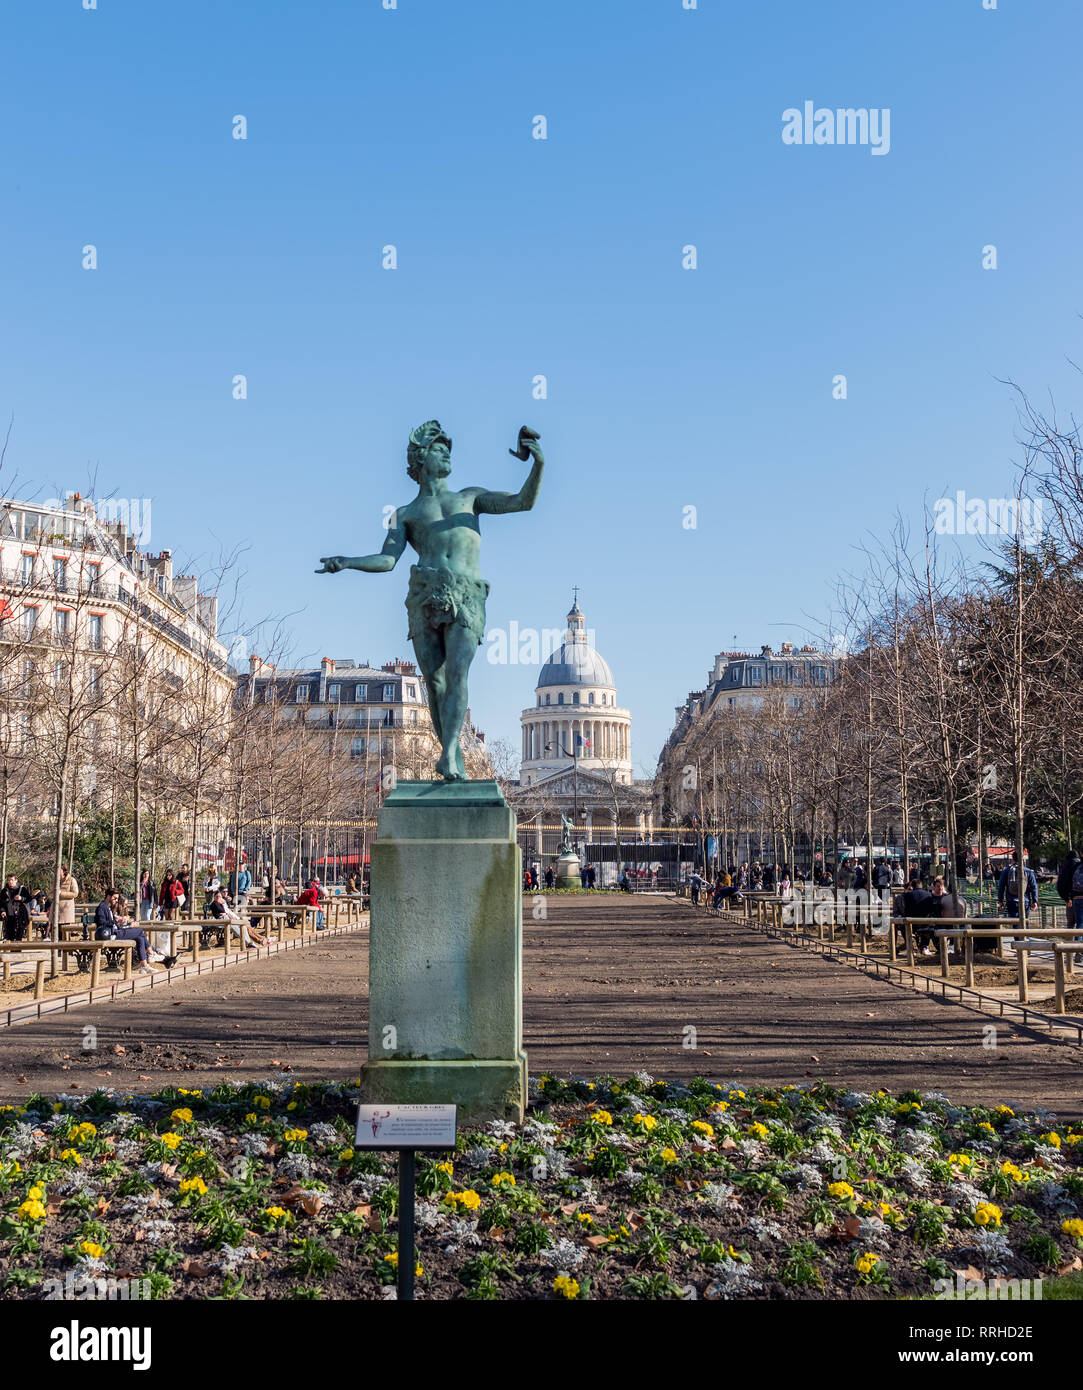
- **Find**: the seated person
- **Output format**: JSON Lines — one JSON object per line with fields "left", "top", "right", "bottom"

{"left": 296, "top": 880, "right": 325, "bottom": 930}
{"left": 209, "top": 889, "right": 266, "bottom": 948}
{"left": 95, "top": 889, "right": 164, "bottom": 973}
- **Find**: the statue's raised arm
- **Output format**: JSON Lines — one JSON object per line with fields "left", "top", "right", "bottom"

{"left": 471, "top": 426, "right": 544, "bottom": 515}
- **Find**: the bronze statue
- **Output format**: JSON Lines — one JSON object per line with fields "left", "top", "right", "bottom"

{"left": 317, "top": 421, "right": 544, "bottom": 781}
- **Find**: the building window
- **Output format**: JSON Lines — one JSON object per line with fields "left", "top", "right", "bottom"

{"left": 351, "top": 737, "right": 366, "bottom": 758}
{"left": 405, "top": 683, "right": 416, "bottom": 699}
{"left": 545, "top": 694, "right": 550, "bottom": 705}
{"left": 89, "top": 666, "right": 101, "bottom": 698}
{"left": 572, "top": 692, "right": 580, "bottom": 705}
{"left": 88, "top": 564, "right": 101, "bottom": 595}
{"left": 382, "top": 709, "right": 394, "bottom": 727}
{"left": 88, "top": 614, "right": 103, "bottom": 650}
{"left": 327, "top": 683, "right": 340, "bottom": 702}
{"left": 55, "top": 609, "right": 71, "bottom": 640}
{"left": 383, "top": 683, "right": 394, "bottom": 701}
{"left": 557, "top": 693, "right": 564, "bottom": 705}
{"left": 410, "top": 710, "right": 418, "bottom": 725}
{"left": 20, "top": 555, "right": 33, "bottom": 585}
{"left": 295, "top": 685, "right": 308, "bottom": 703}
{"left": 588, "top": 692, "right": 595, "bottom": 705}
{"left": 355, "top": 684, "right": 367, "bottom": 701}
{"left": 54, "top": 558, "right": 67, "bottom": 590}
{"left": 21, "top": 607, "right": 37, "bottom": 639}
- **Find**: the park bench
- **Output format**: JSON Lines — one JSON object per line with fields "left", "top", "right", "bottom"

{"left": 925, "top": 926, "right": 1083, "bottom": 997}
{"left": 0, "top": 939, "right": 135, "bottom": 996}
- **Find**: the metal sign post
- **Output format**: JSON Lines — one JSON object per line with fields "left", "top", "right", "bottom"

{"left": 356, "top": 1104, "right": 457, "bottom": 1302}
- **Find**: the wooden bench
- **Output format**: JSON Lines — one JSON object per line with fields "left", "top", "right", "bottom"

{"left": 897, "top": 917, "right": 1020, "bottom": 967}
{"left": 930, "top": 927, "right": 1083, "bottom": 997}
{"left": 1051, "top": 942, "right": 1083, "bottom": 1015}
{"left": 0, "top": 940, "right": 135, "bottom": 995}
{"left": 1013, "top": 935, "right": 1083, "bottom": 1004}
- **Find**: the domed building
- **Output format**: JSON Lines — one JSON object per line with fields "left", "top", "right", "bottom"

{"left": 512, "top": 596, "right": 651, "bottom": 877}
{"left": 520, "top": 598, "right": 633, "bottom": 785}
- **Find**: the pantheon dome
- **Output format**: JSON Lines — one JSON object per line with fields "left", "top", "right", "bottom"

{"left": 519, "top": 597, "right": 633, "bottom": 786}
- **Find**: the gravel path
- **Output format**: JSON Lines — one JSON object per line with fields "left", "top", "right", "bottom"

{"left": 1, "top": 894, "right": 1080, "bottom": 1113}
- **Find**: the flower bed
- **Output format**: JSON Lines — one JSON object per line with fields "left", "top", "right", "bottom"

{"left": 2, "top": 1074, "right": 1082, "bottom": 1300}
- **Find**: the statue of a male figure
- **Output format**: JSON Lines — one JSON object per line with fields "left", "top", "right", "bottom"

{"left": 317, "top": 421, "right": 544, "bottom": 781}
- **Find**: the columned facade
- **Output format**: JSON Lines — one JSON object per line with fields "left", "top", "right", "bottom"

{"left": 519, "top": 599, "right": 633, "bottom": 787}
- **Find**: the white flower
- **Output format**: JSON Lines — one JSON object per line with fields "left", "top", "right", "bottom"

{"left": 414, "top": 1201, "right": 446, "bottom": 1231}
{"left": 276, "top": 1154, "right": 313, "bottom": 1182}
{"left": 542, "top": 1238, "right": 586, "bottom": 1269}
{"left": 897, "top": 1157, "right": 931, "bottom": 1191}
{"left": 699, "top": 1182, "right": 735, "bottom": 1211}
{"left": 218, "top": 1243, "right": 260, "bottom": 1272}
{"left": 784, "top": 1163, "right": 823, "bottom": 1190}
{"left": 953, "top": 1230, "right": 1014, "bottom": 1273}
{"left": 706, "top": 1256, "right": 763, "bottom": 1299}
{"left": 442, "top": 1218, "right": 481, "bottom": 1253}
{"left": 522, "top": 1119, "right": 561, "bottom": 1146}
{"left": 857, "top": 1216, "right": 890, "bottom": 1250}
{"left": 632, "top": 1070, "right": 654, "bottom": 1088}
{"left": 141, "top": 1220, "right": 177, "bottom": 1244}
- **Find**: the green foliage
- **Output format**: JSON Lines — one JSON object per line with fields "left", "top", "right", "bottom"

{"left": 287, "top": 1238, "right": 339, "bottom": 1278}
{"left": 1019, "top": 1230, "right": 1061, "bottom": 1269}
{"left": 909, "top": 1201, "right": 947, "bottom": 1249}
{"left": 779, "top": 1240, "right": 824, "bottom": 1289}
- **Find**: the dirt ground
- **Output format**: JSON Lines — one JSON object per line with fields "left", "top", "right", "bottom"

{"left": 1, "top": 894, "right": 1081, "bottom": 1114}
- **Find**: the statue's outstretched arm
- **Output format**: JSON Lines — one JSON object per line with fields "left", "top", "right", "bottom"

{"left": 473, "top": 427, "right": 544, "bottom": 515}
{"left": 316, "top": 515, "right": 407, "bottom": 573}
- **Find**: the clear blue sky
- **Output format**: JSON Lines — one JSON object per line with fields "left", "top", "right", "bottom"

{"left": 2, "top": 0, "right": 1081, "bottom": 769}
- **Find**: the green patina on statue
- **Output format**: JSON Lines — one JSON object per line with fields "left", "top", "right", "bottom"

{"left": 317, "top": 421, "right": 544, "bottom": 781}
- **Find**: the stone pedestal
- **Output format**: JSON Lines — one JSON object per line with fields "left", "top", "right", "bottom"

{"left": 359, "top": 780, "right": 527, "bottom": 1122}
{"left": 554, "top": 850, "right": 581, "bottom": 889}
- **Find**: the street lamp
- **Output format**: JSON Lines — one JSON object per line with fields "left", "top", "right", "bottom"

{"left": 544, "top": 736, "right": 582, "bottom": 838}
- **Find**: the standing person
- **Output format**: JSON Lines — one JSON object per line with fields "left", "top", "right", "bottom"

{"left": 853, "top": 862, "right": 867, "bottom": 893}
{"left": 892, "top": 861, "right": 904, "bottom": 888}
{"left": 837, "top": 859, "right": 853, "bottom": 891}
{"left": 139, "top": 869, "right": 157, "bottom": 923}
{"left": 927, "top": 875, "right": 967, "bottom": 961}
{"left": 998, "top": 851, "right": 1037, "bottom": 924}
{"left": 230, "top": 861, "right": 252, "bottom": 912}
{"left": 159, "top": 869, "right": 180, "bottom": 921}
{"left": 177, "top": 865, "right": 191, "bottom": 914}
{"left": 204, "top": 866, "right": 222, "bottom": 900}
{"left": 689, "top": 871, "right": 703, "bottom": 905}
{"left": 1, "top": 874, "right": 30, "bottom": 941}
{"left": 545, "top": 865, "right": 555, "bottom": 889}
{"left": 57, "top": 863, "right": 79, "bottom": 932}
{"left": 1056, "top": 847, "right": 1083, "bottom": 931}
